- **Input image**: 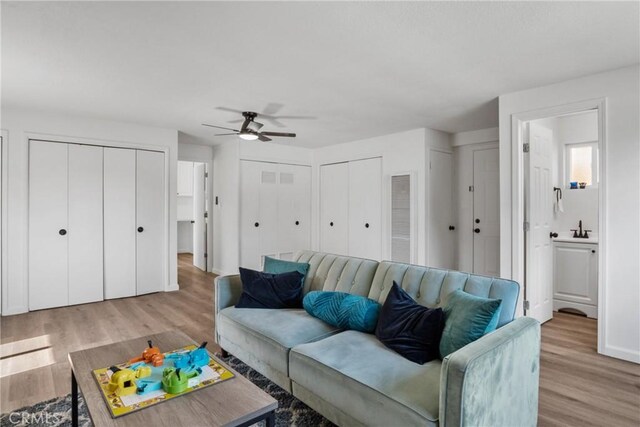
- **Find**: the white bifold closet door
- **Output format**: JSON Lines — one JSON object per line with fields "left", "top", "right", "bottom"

{"left": 29, "top": 141, "right": 103, "bottom": 310}
{"left": 278, "top": 164, "right": 311, "bottom": 260}
{"left": 136, "top": 150, "right": 166, "bottom": 295}
{"left": 104, "top": 147, "right": 137, "bottom": 299}
{"left": 348, "top": 157, "right": 382, "bottom": 260}
{"left": 320, "top": 162, "right": 350, "bottom": 256}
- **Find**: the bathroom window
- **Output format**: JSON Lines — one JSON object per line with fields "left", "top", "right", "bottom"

{"left": 565, "top": 141, "right": 598, "bottom": 188}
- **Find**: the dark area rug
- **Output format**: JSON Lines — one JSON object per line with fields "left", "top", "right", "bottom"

{"left": 0, "top": 354, "right": 334, "bottom": 427}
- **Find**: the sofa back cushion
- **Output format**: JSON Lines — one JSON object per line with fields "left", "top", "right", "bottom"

{"left": 368, "top": 261, "right": 519, "bottom": 328}
{"left": 293, "top": 251, "right": 379, "bottom": 297}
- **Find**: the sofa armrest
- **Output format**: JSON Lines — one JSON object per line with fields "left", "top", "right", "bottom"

{"left": 439, "top": 317, "right": 540, "bottom": 427}
{"left": 214, "top": 274, "right": 243, "bottom": 341}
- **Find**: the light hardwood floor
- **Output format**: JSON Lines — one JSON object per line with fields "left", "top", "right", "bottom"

{"left": 1, "top": 254, "right": 639, "bottom": 425}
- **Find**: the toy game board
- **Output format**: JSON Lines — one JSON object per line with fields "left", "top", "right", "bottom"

{"left": 92, "top": 344, "right": 235, "bottom": 418}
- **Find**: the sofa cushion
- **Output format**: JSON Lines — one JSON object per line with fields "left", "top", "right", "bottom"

{"left": 263, "top": 256, "right": 310, "bottom": 285}
{"left": 217, "top": 307, "right": 340, "bottom": 375}
{"left": 375, "top": 282, "right": 444, "bottom": 364}
{"left": 290, "top": 330, "right": 441, "bottom": 425}
{"left": 303, "top": 291, "right": 381, "bottom": 333}
{"left": 237, "top": 268, "right": 304, "bottom": 309}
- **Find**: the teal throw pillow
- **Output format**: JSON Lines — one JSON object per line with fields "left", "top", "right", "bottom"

{"left": 303, "top": 291, "right": 381, "bottom": 333}
{"left": 439, "top": 289, "right": 502, "bottom": 358}
{"left": 263, "top": 257, "right": 310, "bottom": 286}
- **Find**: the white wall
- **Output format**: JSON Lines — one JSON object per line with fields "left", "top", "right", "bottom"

{"left": 1, "top": 107, "right": 179, "bottom": 315}
{"left": 177, "top": 221, "right": 194, "bottom": 253}
{"left": 499, "top": 65, "right": 640, "bottom": 363}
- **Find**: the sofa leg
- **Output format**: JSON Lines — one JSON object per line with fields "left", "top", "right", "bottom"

{"left": 220, "top": 348, "right": 230, "bottom": 358}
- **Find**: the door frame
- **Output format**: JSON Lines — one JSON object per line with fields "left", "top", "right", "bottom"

{"left": 511, "top": 98, "right": 607, "bottom": 354}
{"left": 1, "top": 131, "right": 8, "bottom": 315}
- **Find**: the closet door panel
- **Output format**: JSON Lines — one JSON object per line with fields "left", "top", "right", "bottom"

{"left": 104, "top": 148, "right": 137, "bottom": 299}
{"left": 68, "top": 144, "right": 104, "bottom": 305}
{"left": 240, "top": 161, "right": 262, "bottom": 270}
{"left": 320, "top": 162, "right": 349, "bottom": 255}
{"left": 348, "top": 158, "right": 382, "bottom": 260}
{"left": 28, "top": 140, "right": 69, "bottom": 310}
{"left": 258, "top": 163, "right": 279, "bottom": 263}
{"left": 278, "top": 164, "right": 311, "bottom": 259}
{"left": 136, "top": 150, "right": 166, "bottom": 295}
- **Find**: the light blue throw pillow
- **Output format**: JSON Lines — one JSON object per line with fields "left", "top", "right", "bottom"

{"left": 439, "top": 289, "right": 502, "bottom": 358}
{"left": 303, "top": 291, "right": 381, "bottom": 333}
{"left": 263, "top": 257, "right": 310, "bottom": 285}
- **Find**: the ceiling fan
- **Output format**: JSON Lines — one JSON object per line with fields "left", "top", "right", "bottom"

{"left": 202, "top": 111, "right": 296, "bottom": 142}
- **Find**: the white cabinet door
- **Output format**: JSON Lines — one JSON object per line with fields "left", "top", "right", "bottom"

{"left": 29, "top": 140, "right": 69, "bottom": 310}
{"left": 68, "top": 144, "right": 104, "bottom": 305}
{"left": 104, "top": 147, "right": 137, "bottom": 299}
{"left": 473, "top": 148, "right": 500, "bottom": 276}
{"left": 240, "top": 161, "right": 262, "bottom": 270}
{"left": 320, "top": 162, "right": 349, "bottom": 256}
{"left": 136, "top": 150, "right": 166, "bottom": 295}
{"left": 177, "top": 161, "right": 194, "bottom": 196}
{"left": 349, "top": 158, "right": 382, "bottom": 260}
{"left": 192, "top": 162, "right": 207, "bottom": 271}
{"left": 553, "top": 242, "right": 598, "bottom": 306}
{"left": 278, "top": 164, "right": 311, "bottom": 260}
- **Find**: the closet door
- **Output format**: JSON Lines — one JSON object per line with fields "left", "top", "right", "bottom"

{"left": 428, "top": 150, "right": 454, "bottom": 269}
{"left": 278, "top": 164, "right": 311, "bottom": 260}
{"left": 320, "top": 162, "right": 349, "bottom": 255}
{"left": 29, "top": 140, "right": 69, "bottom": 310}
{"left": 104, "top": 148, "right": 137, "bottom": 299}
{"left": 258, "top": 164, "right": 279, "bottom": 264}
{"left": 68, "top": 144, "right": 104, "bottom": 305}
{"left": 348, "top": 158, "right": 382, "bottom": 260}
{"left": 240, "top": 161, "right": 262, "bottom": 269}
{"left": 136, "top": 150, "right": 166, "bottom": 295}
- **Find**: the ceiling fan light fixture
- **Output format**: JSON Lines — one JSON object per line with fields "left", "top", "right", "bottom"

{"left": 239, "top": 131, "right": 258, "bottom": 141}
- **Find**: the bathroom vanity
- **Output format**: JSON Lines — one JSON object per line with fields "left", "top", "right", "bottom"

{"left": 552, "top": 234, "right": 598, "bottom": 318}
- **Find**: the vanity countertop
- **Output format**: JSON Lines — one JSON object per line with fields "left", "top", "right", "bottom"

{"left": 552, "top": 232, "right": 599, "bottom": 244}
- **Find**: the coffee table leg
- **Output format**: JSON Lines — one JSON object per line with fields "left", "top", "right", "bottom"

{"left": 71, "top": 371, "right": 78, "bottom": 427}
{"left": 265, "top": 410, "right": 275, "bottom": 427}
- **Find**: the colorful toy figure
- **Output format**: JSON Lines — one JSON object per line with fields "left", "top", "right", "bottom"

{"left": 129, "top": 340, "right": 164, "bottom": 367}
{"left": 107, "top": 366, "right": 138, "bottom": 396}
{"left": 161, "top": 367, "right": 201, "bottom": 394}
{"left": 168, "top": 342, "right": 210, "bottom": 369}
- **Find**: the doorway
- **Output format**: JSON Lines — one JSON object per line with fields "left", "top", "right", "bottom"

{"left": 177, "top": 161, "right": 209, "bottom": 271}
{"left": 523, "top": 109, "right": 601, "bottom": 325}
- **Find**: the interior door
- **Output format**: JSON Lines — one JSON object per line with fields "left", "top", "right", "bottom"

{"left": 68, "top": 144, "right": 104, "bottom": 305}
{"left": 526, "top": 122, "right": 554, "bottom": 323}
{"left": 136, "top": 150, "right": 166, "bottom": 295}
{"left": 28, "top": 140, "right": 69, "bottom": 310}
{"left": 193, "top": 162, "right": 207, "bottom": 271}
{"left": 320, "top": 162, "right": 349, "bottom": 256}
{"left": 473, "top": 148, "right": 500, "bottom": 276}
{"left": 240, "top": 160, "right": 261, "bottom": 270}
{"left": 104, "top": 147, "right": 137, "bottom": 299}
{"left": 348, "top": 158, "right": 382, "bottom": 260}
{"left": 259, "top": 163, "right": 279, "bottom": 265}
{"left": 278, "top": 164, "right": 311, "bottom": 260}
{"left": 428, "top": 150, "right": 454, "bottom": 269}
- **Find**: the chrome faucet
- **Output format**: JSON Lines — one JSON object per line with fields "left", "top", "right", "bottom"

{"left": 571, "top": 220, "right": 592, "bottom": 239}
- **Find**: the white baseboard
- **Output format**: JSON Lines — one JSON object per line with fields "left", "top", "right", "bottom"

{"left": 166, "top": 283, "right": 180, "bottom": 292}
{"left": 602, "top": 344, "right": 640, "bottom": 364}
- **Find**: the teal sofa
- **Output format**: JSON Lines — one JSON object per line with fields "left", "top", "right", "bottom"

{"left": 214, "top": 251, "right": 540, "bottom": 426}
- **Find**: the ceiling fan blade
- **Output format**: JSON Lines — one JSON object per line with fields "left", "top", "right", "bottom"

{"left": 257, "top": 116, "right": 286, "bottom": 128}
{"left": 262, "top": 102, "right": 284, "bottom": 116}
{"left": 202, "top": 123, "right": 240, "bottom": 132}
{"left": 214, "top": 133, "right": 238, "bottom": 136}
{"left": 260, "top": 131, "right": 296, "bottom": 138}
{"left": 258, "top": 134, "right": 272, "bottom": 142}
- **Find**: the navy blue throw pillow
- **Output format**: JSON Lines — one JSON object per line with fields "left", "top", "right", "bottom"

{"left": 375, "top": 281, "right": 445, "bottom": 364}
{"left": 236, "top": 268, "right": 304, "bottom": 309}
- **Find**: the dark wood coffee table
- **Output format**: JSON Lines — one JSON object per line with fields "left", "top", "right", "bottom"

{"left": 68, "top": 330, "right": 277, "bottom": 426}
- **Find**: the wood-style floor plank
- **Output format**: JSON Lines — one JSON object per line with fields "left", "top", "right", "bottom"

{"left": 1, "top": 254, "right": 639, "bottom": 426}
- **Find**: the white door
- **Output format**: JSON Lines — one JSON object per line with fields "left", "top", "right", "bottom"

{"left": 29, "top": 141, "right": 69, "bottom": 310}
{"left": 193, "top": 163, "right": 207, "bottom": 271}
{"left": 320, "top": 162, "right": 349, "bottom": 256}
{"left": 104, "top": 147, "right": 137, "bottom": 299}
{"left": 136, "top": 150, "right": 166, "bottom": 295}
{"left": 68, "top": 144, "right": 104, "bottom": 305}
{"left": 177, "top": 161, "right": 194, "bottom": 196}
{"left": 526, "top": 122, "right": 554, "bottom": 323}
{"left": 473, "top": 148, "right": 500, "bottom": 276}
{"left": 348, "top": 158, "right": 382, "bottom": 260}
{"left": 240, "top": 161, "right": 262, "bottom": 270}
{"left": 428, "top": 150, "right": 454, "bottom": 269}
{"left": 259, "top": 164, "right": 279, "bottom": 265}
{"left": 278, "top": 164, "right": 311, "bottom": 260}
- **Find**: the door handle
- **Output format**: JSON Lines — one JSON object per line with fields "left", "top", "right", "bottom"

{"left": 295, "top": 221, "right": 300, "bottom": 225}
{"left": 329, "top": 222, "right": 334, "bottom": 227}
{"left": 365, "top": 223, "right": 370, "bottom": 228}
{"left": 137, "top": 227, "right": 144, "bottom": 233}
{"left": 254, "top": 222, "right": 259, "bottom": 228}
{"left": 59, "top": 229, "right": 67, "bottom": 236}
{"left": 550, "top": 232, "right": 558, "bottom": 238}
{"left": 475, "top": 219, "right": 480, "bottom": 224}
{"left": 449, "top": 225, "right": 455, "bottom": 231}
{"left": 474, "top": 228, "right": 481, "bottom": 233}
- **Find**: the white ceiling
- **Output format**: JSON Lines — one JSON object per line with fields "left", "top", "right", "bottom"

{"left": 2, "top": 1, "right": 638, "bottom": 148}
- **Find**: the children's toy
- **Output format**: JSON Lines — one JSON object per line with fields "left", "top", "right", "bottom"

{"left": 167, "top": 341, "right": 210, "bottom": 369}
{"left": 106, "top": 366, "right": 137, "bottom": 396}
{"left": 129, "top": 340, "right": 164, "bottom": 367}
{"left": 161, "top": 367, "right": 201, "bottom": 394}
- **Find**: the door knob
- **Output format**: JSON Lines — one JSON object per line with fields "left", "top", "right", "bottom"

{"left": 475, "top": 219, "right": 480, "bottom": 224}
{"left": 591, "top": 249, "right": 596, "bottom": 254}
{"left": 365, "top": 223, "right": 370, "bottom": 228}
{"left": 449, "top": 225, "right": 455, "bottom": 231}
{"left": 137, "top": 227, "right": 144, "bottom": 233}
{"left": 295, "top": 221, "right": 300, "bottom": 225}
{"left": 474, "top": 228, "right": 481, "bottom": 233}
{"left": 550, "top": 232, "right": 558, "bottom": 238}
{"left": 59, "top": 229, "right": 67, "bottom": 236}
{"left": 254, "top": 222, "right": 259, "bottom": 228}
{"left": 330, "top": 222, "right": 334, "bottom": 227}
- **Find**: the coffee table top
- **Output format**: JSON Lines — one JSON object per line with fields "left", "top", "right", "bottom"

{"left": 68, "top": 330, "right": 277, "bottom": 426}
